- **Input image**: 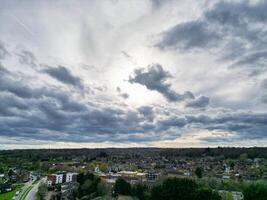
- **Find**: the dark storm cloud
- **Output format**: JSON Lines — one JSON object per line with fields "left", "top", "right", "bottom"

{"left": 148, "top": 111, "right": 267, "bottom": 142}
{"left": 229, "top": 51, "right": 267, "bottom": 69}
{"left": 0, "top": 65, "right": 156, "bottom": 142}
{"left": 261, "top": 79, "right": 267, "bottom": 89}
{"left": 129, "top": 63, "right": 195, "bottom": 102}
{"left": 187, "top": 112, "right": 267, "bottom": 140}
{"left": 0, "top": 66, "right": 37, "bottom": 99}
{"left": 157, "top": 21, "right": 219, "bottom": 51}
{"left": 157, "top": 116, "right": 187, "bottom": 131}
{"left": 1, "top": 63, "right": 267, "bottom": 143}
{"left": 0, "top": 41, "right": 9, "bottom": 60}
{"left": 0, "top": 92, "right": 28, "bottom": 116}
{"left": 42, "top": 65, "right": 83, "bottom": 89}
{"left": 186, "top": 96, "right": 210, "bottom": 108}
{"left": 261, "top": 95, "right": 267, "bottom": 104}
{"left": 18, "top": 50, "right": 37, "bottom": 68}
{"left": 138, "top": 106, "right": 154, "bottom": 121}
{"left": 157, "top": 1, "right": 267, "bottom": 72}
{"left": 261, "top": 79, "right": 267, "bottom": 104}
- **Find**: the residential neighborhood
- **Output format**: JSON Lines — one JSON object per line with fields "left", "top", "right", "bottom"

{"left": 0, "top": 148, "right": 267, "bottom": 199}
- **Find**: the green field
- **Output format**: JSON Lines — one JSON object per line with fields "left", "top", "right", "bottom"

{"left": 0, "top": 184, "right": 23, "bottom": 200}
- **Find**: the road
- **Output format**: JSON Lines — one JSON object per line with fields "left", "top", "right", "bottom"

{"left": 23, "top": 177, "right": 45, "bottom": 200}
{"left": 13, "top": 175, "right": 45, "bottom": 200}
{"left": 15, "top": 177, "right": 34, "bottom": 200}
{"left": 24, "top": 179, "right": 41, "bottom": 200}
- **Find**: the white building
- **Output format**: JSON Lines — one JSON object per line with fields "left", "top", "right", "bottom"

{"left": 66, "top": 172, "right": 77, "bottom": 183}
{"left": 55, "top": 174, "right": 64, "bottom": 184}
{"left": 232, "top": 191, "right": 244, "bottom": 200}
{"left": 47, "top": 180, "right": 53, "bottom": 186}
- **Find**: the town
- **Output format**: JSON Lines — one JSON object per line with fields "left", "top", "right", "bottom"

{"left": 0, "top": 148, "right": 267, "bottom": 200}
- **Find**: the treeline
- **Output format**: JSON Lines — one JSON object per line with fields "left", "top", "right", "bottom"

{"left": 1, "top": 147, "right": 267, "bottom": 160}
{"left": 159, "top": 147, "right": 267, "bottom": 159}
{"left": 113, "top": 177, "right": 221, "bottom": 200}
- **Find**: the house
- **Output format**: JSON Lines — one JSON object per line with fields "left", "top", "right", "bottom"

{"left": 146, "top": 171, "right": 160, "bottom": 181}
{"left": 66, "top": 172, "right": 77, "bottom": 183}
{"left": 102, "top": 173, "right": 121, "bottom": 184}
{"left": 232, "top": 191, "right": 244, "bottom": 200}
{"left": 7, "top": 168, "right": 30, "bottom": 183}
{"left": 47, "top": 174, "right": 56, "bottom": 186}
{"left": 47, "top": 172, "right": 77, "bottom": 186}
{"left": 219, "top": 190, "right": 244, "bottom": 200}
{"left": 0, "top": 183, "right": 12, "bottom": 193}
{"left": 61, "top": 182, "right": 78, "bottom": 199}
{"left": 55, "top": 173, "right": 64, "bottom": 184}
{"left": 222, "top": 175, "right": 231, "bottom": 180}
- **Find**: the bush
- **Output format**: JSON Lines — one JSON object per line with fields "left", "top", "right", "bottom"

{"left": 113, "top": 178, "right": 131, "bottom": 197}
{"left": 131, "top": 183, "right": 149, "bottom": 200}
{"left": 151, "top": 177, "right": 197, "bottom": 200}
{"left": 194, "top": 188, "right": 221, "bottom": 200}
{"left": 243, "top": 181, "right": 267, "bottom": 200}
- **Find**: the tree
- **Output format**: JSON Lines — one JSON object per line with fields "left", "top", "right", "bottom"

{"left": 194, "top": 188, "right": 221, "bottom": 200}
{"left": 99, "top": 163, "right": 108, "bottom": 173}
{"left": 230, "top": 162, "right": 235, "bottom": 170}
{"left": 195, "top": 167, "right": 203, "bottom": 178}
{"left": 113, "top": 178, "right": 131, "bottom": 197}
{"left": 97, "top": 180, "right": 110, "bottom": 196}
{"left": 150, "top": 185, "right": 163, "bottom": 200}
{"left": 243, "top": 182, "right": 267, "bottom": 200}
{"left": 76, "top": 172, "right": 100, "bottom": 198}
{"left": 37, "top": 183, "right": 47, "bottom": 200}
{"left": 239, "top": 153, "right": 248, "bottom": 161}
{"left": 132, "top": 183, "right": 149, "bottom": 200}
{"left": 151, "top": 177, "right": 197, "bottom": 200}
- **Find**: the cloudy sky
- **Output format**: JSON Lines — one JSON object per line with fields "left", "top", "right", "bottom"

{"left": 0, "top": 0, "right": 267, "bottom": 149}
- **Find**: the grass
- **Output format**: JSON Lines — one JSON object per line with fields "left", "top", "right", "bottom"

{"left": 0, "top": 184, "right": 23, "bottom": 200}
{"left": 32, "top": 178, "right": 39, "bottom": 185}
{"left": 35, "top": 193, "right": 42, "bottom": 200}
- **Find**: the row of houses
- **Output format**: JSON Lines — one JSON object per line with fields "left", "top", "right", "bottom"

{"left": 47, "top": 172, "right": 78, "bottom": 186}
{"left": 0, "top": 168, "right": 30, "bottom": 184}
{"left": 95, "top": 168, "right": 161, "bottom": 184}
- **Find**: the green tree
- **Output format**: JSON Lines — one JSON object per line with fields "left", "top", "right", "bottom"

{"left": 132, "top": 183, "right": 149, "bottom": 200}
{"left": 76, "top": 172, "right": 100, "bottom": 198}
{"left": 195, "top": 188, "right": 221, "bottom": 200}
{"left": 37, "top": 183, "right": 47, "bottom": 200}
{"left": 243, "top": 182, "right": 267, "bottom": 200}
{"left": 150, "top": 185, "right": 163, "bottom": 200}
{"left": 99, "top": 163, "right": 108, "bottom": 173}
{"left": 224, "top": 192, "right": 234, "bottom": 200}
{"left": 195, "top": 167, "right": 203, "bottom": 178}
{"left": 97, "top": 180, "right": 110, "bottom": 196}
{"left": 151, "top": 177, "right": 197, "bottom": 200}
{"left": 239, "top": 153, "right": 248, "bottom": 161}
{"left": 113, "top": 178, "right": 131, "bottom": 197}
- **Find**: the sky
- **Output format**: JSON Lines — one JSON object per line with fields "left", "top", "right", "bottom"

{"left": 0, "top": 0, "right": 267, "bottom": 149}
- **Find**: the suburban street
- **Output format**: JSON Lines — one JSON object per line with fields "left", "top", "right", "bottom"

{"left": 15, "top": 179, "right": 33, "bottom": 200}
{"left": 24, "top": 178, "right": 42, "bottom": 200}
{"left": 13, "top": 175, "right": 43, "bottom": 200}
